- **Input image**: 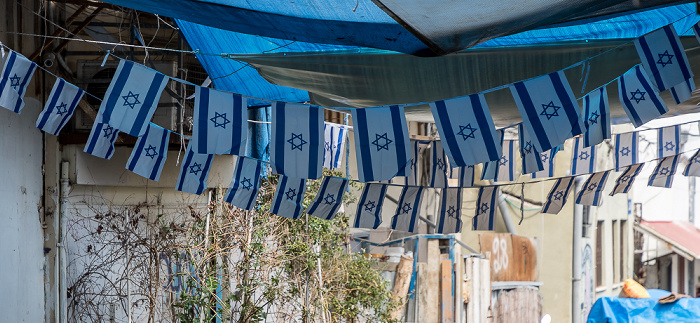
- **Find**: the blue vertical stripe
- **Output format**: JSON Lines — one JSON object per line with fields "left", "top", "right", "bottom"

{"left": 176, "top": 149, "right": 194, "bottom": 192}
{"left": 619, "top": 75, "right": 643, "bottom": 126}
{"left": 227, "top": 157, "right": 244, "bottom": 203}
{"left": 354, "top": 109, "right": 373, "bottom": 181}
{"left": 102, "top": 61, "right": 133, "bottom": 123}
{"left": 197, "top": 88, "right": 210, "bottom": 153}
{"left": 635, "top": 66, "right": 666, "bottom": 115}
{"left": 131, "top": 73, "right": 166, "bottom": 135}
{"left": 57, "top": 89, "right": 85, "bottom": 135}
{"left": 0, "top": 52, "right": 17, "bottom": 100}
{"left": 471, "top": 95, "right": 500, "bottom": 161}
{"left": 433, "top": 100, "right": 465, "bottom": 166}
{"left": 583, "top": 94, "right": 591, "bottom": 146}
{"left": 600, "top": 88, "right": 610, "bottom": 139}
{"left": 293, "top": 179, "right": 306, "bottom": 219}
{"left": 127, "top": 125, "right": 151, "bottom": 171}
{"left": 513, "top": 82, "right": 551, "bottom": 151}
{"left": 407, "top": 188, "right": 423, "bottom": 233}
{"left": 274, "top": 102, "right": 286, "bottom": 175}
{"left": 636, "top": 36, "right": 664, "bottom": 90}
{"left": 37, "top": 79, "right": 64, "bottom": 130}
{"left": 572, "top": 139, "right": 580, "bottom": 174}
{"left": 632, "top": 133, "right": 638, "bottom": 164}
{"left": 307, "top": 177, "right": 331, "bottom": 215}
{"left": 550, "top": 72, "right": 583, "bottom": 136}
{"left": 308, "top": 106, "right": 321, "bottom": 178}
{"left": 333, "top": 127, "right": 345, "bottom": 168}
{"left": 198, "top": 154, "right": 214, "bottom": 195}
{"left": 664, "top": 26, "right": 692, "bottom": 82}
{"left": 271, "top": 176, "right": 287, "bottom": 214}
{"left": 246, "top": 162, "right": 262, "bottom": 209}
{"left": 13, "top": 63, "right": 36, "bottom": 112}
{"left": 390, "top": 106, "right": 408, "bottom": 176}
{"left": 232, "top": 94, "right": 243, "bottom": 154}
{"left": 507, "top": 140, "right": 514, "bottom": 181}
{"left": 150, "top": 129, "right": 169, "bottom": 180}
{"left": 589, "top": 146, "right": 596, "bottom": 173}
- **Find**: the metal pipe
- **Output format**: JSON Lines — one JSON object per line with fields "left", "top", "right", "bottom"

{"left": 572, "top": 177, "right": 584, "bottom": 323}
{"left": 59, "top": 161, "right": 70, "bottom": 323}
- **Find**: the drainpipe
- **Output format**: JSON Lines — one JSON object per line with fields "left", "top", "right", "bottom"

{"left": 572, "top": 177, "right": 584, "bottom": 323}
{"left": 58, "top": 161, "right": 70, "bottom": 323}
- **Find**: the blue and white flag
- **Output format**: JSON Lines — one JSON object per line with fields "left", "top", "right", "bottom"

{"left": 576, "top": 171, "right": 610, "bottom": 206}
{"left": 175, "top": 143, "right": 214, "bottom": 195}
{"left": 571, "top": 137, "right": 596, "bottom": 176}
{"left": 353, "top": 183, "right": 388, "bottom": 229}
{"left": 684, "top": 149, "right": 700, "bottom": 177}
{"left": 496, "top": 140, "right": 516, "bottom": 182}
{"left": 510, "top": 71, "right": 585, "bottom": 152}
{"left": 430, "top": 141, "right": 451, "bottom": 187}
{"left": 98, "top": 60, "right": 169, "bottom": 136}
{"left": 610, "top": 164, "right": 644, "bottom": 196}
{"left": 323, "top": 122, "right": 348, "bottom": 170}
{"left": 694, "top": 21, "right": 700, "bottom": 45}
{"left": 532, "top": 147, "right": 560, "bottom": 179}
{"left": 582, "top": 87, "right": 610, "bottom": 147}
{"left": 84, "top": 121, "right": 119, "bottom": 159}
{"left": 614, "top": 132, "right": 638, "bottom": 170}
{"left": 270, "top": 175, "right": 307, "bottom": 219}
{"left": 481, "top": 130, "right": 504, "bottom": 181}
{"left": 390, "top": 186, "right": 424, "bottom": 233}
{"left": 648, "top": 155, "right": 680, "bottom": 188}
{"left": 436, "top": 188, "right": 462, "bottom": 234}
{"left": 634, "top": 25, "right": 693, "bottom": 92}
{"left": 352, "top": 105, "right": 411, "bottom": 182}
{"left": 406, "top": 140, "right": 429, "bottom": 185}
{"left": 307, "top": 176, "right": 349, "bottom": 221}
{"left": 452, "top": 165, "right": 475, "bottom": 187}
{"left": 36, "top": 78, "right": 84, "bottom": 135}
{"left": 669, "top": 78, "right": 695, "bottom": 105}
{"left": 271, "top": 102, "right": 324, "bottom": 179}
{"left": 192, "top": 87, "right": 247, "bottom": 155}
{"left": 126, "top": 123, "right": 170, "bottom": 181}
{"left": 473, "top": 186, "right": 497, "bottom": 231}
{"left": 658, "top": 125, "right": 680, "bottom": 158}
{"left": 429, "top": 94, "right": 502, "bottom": 166}
{"left": 519, "top": 123, "right": 544, "bottom": 175}
{"left": 224, "top": 156, "right": 263, "bottom": 210}
{"left": 542, "top": 177, "right": 575, "bottom": 214}
{"left": 0, "top": 50, "right": 37, "bottom": 113}
{"left": 618, "top": 65, "right": 667, "bottom": 127}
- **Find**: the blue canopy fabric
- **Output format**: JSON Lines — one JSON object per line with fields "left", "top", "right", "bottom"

{"left": 587, "top": 290, "right": 700, "bottom": 322}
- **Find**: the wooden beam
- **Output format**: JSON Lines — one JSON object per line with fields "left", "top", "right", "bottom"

{"left": 29, "top": 4, "right": 89, "bottom": 61}
{"left": 390, "top": 255, "right": 413, "bottom": 321}
{"left": 53, "top": 7, "right": 103, "bottom": 54}
{"left": 441, "top": 259, "right": 455, "bottom": 323}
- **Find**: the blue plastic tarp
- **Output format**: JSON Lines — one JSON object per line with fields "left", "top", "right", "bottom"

{"left": 587, "top": 290, "right": 700, "bottom": 322}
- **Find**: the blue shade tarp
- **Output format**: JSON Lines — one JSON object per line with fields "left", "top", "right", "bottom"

{"left": 587, "top": 290, "right": 700, "bottom": 322}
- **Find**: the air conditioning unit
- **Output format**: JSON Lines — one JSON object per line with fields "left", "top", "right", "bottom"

{"left": 73, "top": 59, "right": 178, "bottom": 132}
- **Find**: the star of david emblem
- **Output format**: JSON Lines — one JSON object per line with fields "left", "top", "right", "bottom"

{"left": 467, "top": 165, "right": 475, "bottom": 169}
{"left": 285, "top": 188, "right": 297, "bottom": 200}
{"left": 499, "top": 155, "right": 508, "bottom": 166}
{"left": 102, "top": 125, "right": 115, "bottom": 138}
{"left": 241, "top": 178, "right": 253, "bottom": 190}
{"left": 446, "top": 206, "right": 457, "bottom": 218}
{"left": 620, "top": 147, "right": 631, "bottom": 156}
{"left": 694, "top": 157, "right": 700, "bottom": 164}
{"left": 629, "top": 89, "right": 646, "bottom": 104}
{"left": 210, "top": 112, "right": 230, "bottom": 128}
{"left": 664, "top": 141, "right": 675, "bottom": 152}
{"left": 9, "top": 74, "right": 21, "bottom": 90}
{"left": 121, "top": 91, "right": 141, "bottom": 109}
{"left": 579, "top": 151, "right": 590, "bottom": 160}
{"left": 436, "top": 158, "right": 446, "bottom": 171}
{"left": 144, "top": 145, "right": 158, "bottom": 159}
{"left": 540, "top": 101, "right": 561, "bottom": 120}
{"left": 620, "top": 175, "right": 631, "bottom": 183}
{"left": 456, "top": 124, "right": 478, "bottom": 140}
{"left": 522, "top": 141, "right": 534, "bottom": 154}
{"left": 400, "top": 202, "right": 412, "bottom": 214}
{"left": 287, "top": 133, "right": 308, "bottom": 151}
{"left": 553, "top": 190, "right": 565, "bottom": 200}
{"left": 656, "top": 50, "right": 674, "bottom": 67}
{"left": 540, "top": 153, "right": 549, "bottom": 163}
{"left": 55, "top": 102, "right": 69, "bottom": 116}
{"left": 588, "top": 111, "right": 600, "bottom": 124}
{"left": 323, "top": 194, "right": 336, "bottom": 205}
{"left": 479, "top": 202, "right": 490, "bottom": 214}
{"left": 324, "top": 142, "right": 331, "bottom": 151}
{"left": 364, "top": 200, "right": 376, "bottom": 212}
{"left": 658, "top": 167, "right": 670, "bottom": 176}
{"left": 372, "top": 133, "right": 393, "bottom": 151}
{"left": 189, "top": 162, "right": 202, "bottom": 175}
{"left": 587, "top": 183, "right": 598, "bottom": 191}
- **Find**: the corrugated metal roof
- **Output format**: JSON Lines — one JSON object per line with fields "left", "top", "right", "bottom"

{"left": 637, "top": 220, "right": 700, "bottom": 259}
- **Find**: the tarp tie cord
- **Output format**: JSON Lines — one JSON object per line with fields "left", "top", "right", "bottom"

{"left": 519, "top": 183, "right": 525, "bottom": 225}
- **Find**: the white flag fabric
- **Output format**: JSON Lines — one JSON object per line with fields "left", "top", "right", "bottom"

{"left": 271, "top": 102, "right": 324, "bottom": 179}
{"left": 614, "top": 132, "right": 639, "bottom": 170}
{"left": 307, "top": 176, "right": 349, "bottom": 220}
{"left": 452, "top": 165, "right": 475, "bottom": 187}
{"left": 542, "top": 177, "right": 575, "bottom": 214}
{"left": 98, "top": 60, "right": 169, "bottom": 136}
{"left": 406, "top": 140, "right": 429, "bottom": 185}
{"left": 582, "top": 87, "right": 610, "bottom": 147}
{"left": 510, "top": 71, "right": 585, "bottom": 152}
{"left": 192, "top": 87, "right": 247, "bottom": 155}
{"left": 657, "top": 125, "right": 680, "bottom": 158}
{"left": 634, "top": 25, "right": 693, "bottom": 92}
{"left": 481, "top": 130, "right": 504, "bottom": 181}
{"left": 532, "top": 147, "right": 560, "bottom": 179}
{"left": 323, "top": 122, "right": 348, "bottom": 169}
{"left": 353, "top": 183, "right": 388, "bottom": 229}
{"left": 126, "top": 123, "right": 170, "bottom": 181}
{"left": 473, "top": 186, "right": 497, "bottom": 231}
{"left": 571, "top": 137, "right": 596, "bottom": 176}
{"left": 390, "top": 186, "right": 424, "bottom": 233}
{"left": 519, "top": 123, "right": 544, "bottom": 175}
{"left": 84, "top": 121, "right": 119, "bottom": 159}
{"left": 429, "top": 94, "right": 502, "bottom": 166}
{"left": 669, "top": 78, "right": 696, "bottom": 105}
{"left": 352, "top": 105, "right": 411, "bottom": 182}
{"left": 0, "top": 50, "right": 37, "bottom": 113}
{"left": 648, "top": 155, "right": 680, "bottom": 188}
{"left": 684, "top": 149, "right": 700, "bottom": 177}
{"left": 270, "top": 175, "right": 307, "bottom": 219}
{"left": 576, "top": 171, "right": 610, "bottom": 206}
{"left": 496, "top": 140, "right": 516, "bottom": 182}
{"left": 175, "top": 143, "right": 214, "bottom": 195}
{"left": 36, "top": 78, "right": 84, "bottom": 135}
{"left": 618, "top": 65, "right": 667, "bottom": 127}
{"left": 430, "top": 141, "right": 451, "bottom": 187}
{"left": 436, "top": 188, "right": 463, "bottom": 234}
{"left": 610, "top": 164, "right": 644, "bottom": 196}
{"left": 224, "top": 156, "right": 263, "bottom": 210}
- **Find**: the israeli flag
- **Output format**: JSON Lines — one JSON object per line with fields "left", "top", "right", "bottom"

{"left": 84, "top": 121, "right": 119, "bottom": 159}
{"left": 532, "top": 147, "right": 560, "bottom": 179}
{"left": 576, "top": 171, "right": 610, "bottom": 206}
{"left": 473, "top": 186, "right": 497, "bottom": 231}
{"left": 657, "top": 125, "right": 680, "bottom": 158}
{"left": 126, "top": 123, "right": 170, "bottom": 181}
{"left": 352, "top": 105, "right": 411, "bottom": 182}
{"left": 436, "top": 188, "right": 462, "bottom": 234}
{"left": 481, "top": 129, "right": 504, "bottom": 181}
{"left": 648, "top": 155, "right": 680, "bottom": 188}
{"left": 270, "top": 175, "right": 307, "bottom": 219}
{"left": 684, "top": 149, "right": 700, "bottom": 177}
{"left": 618, "top": 65, "right": 667, "bottom": 127}
{"left": 175, "top": 143, "right": 214, "bottom": 195}
{"left": 510, "top": 71, "right": 584, "bottom": 152}
{"left": 271, "top": 102, "right": 323, "bottom": 179}
{"left": 519, "top": 123, "right": 544, "bottom": 175}
{"left": 610, "top": 164, "right": 644, "bottom": 196}
{"left": 224, "top": 156, "right": 263, "bottom": 210}
{"left": 694, "top": 21, "right": 700, "bottom": 45}
{"left": 669, "top": 79, "right": 695, "bottom": 105}
{"left": 0, "top": 50, "right": 37, "bottom": 113}
{"left": 496, "top": 140, "right": 516, "bottom": 182}
{"left": 582, "top": 87, "right": 610, "bottom": 147}
{"left": 353, "top": 183, "right": 388, "bottom": 229}
{"left": 452, "top": 165, "right": 475, "bottom": 187}
{"left": 36, "top": 79, "right": 84, "bottom": 135}
{"left": 406, "top": 140, "right": 429, "bottom": 185}
{"left": 614, "top": 132, "right": 638, "bottom": 170}
{"left": 634, "top": 25, "right": 693, "bottom": 92}
{"left": 571, "top": 137, "right": 596, "bottom": 176}
{"left": 390, "top": 186, "right": 424, "bottom": 233}
{"left": 98, "top": 60, "right": 169, "bottom": 136}
{"left": 192, "top": 87, "right": 247, "bottom": 155}
{"left": 542, "top": 177, "right": 575, "bottom": 214}
{"left": 430, "top": 141, "right": 451, "bottom": 188}
{"left": 307, "top": 176, "right": 349, "bottom": 221}
{"left": 323, "top": 122, "right": 348, "bottom": 170}
{"left": 429, "top": 94, "right": 502, "bottom": 166}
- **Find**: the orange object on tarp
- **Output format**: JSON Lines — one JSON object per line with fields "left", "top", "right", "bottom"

{"left": 619, "top": 279, "right": 650, "bottom": 299}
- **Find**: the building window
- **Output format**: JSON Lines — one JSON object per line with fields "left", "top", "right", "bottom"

{"left": 596, "top": 220, "right": 604, "bottom": 287}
